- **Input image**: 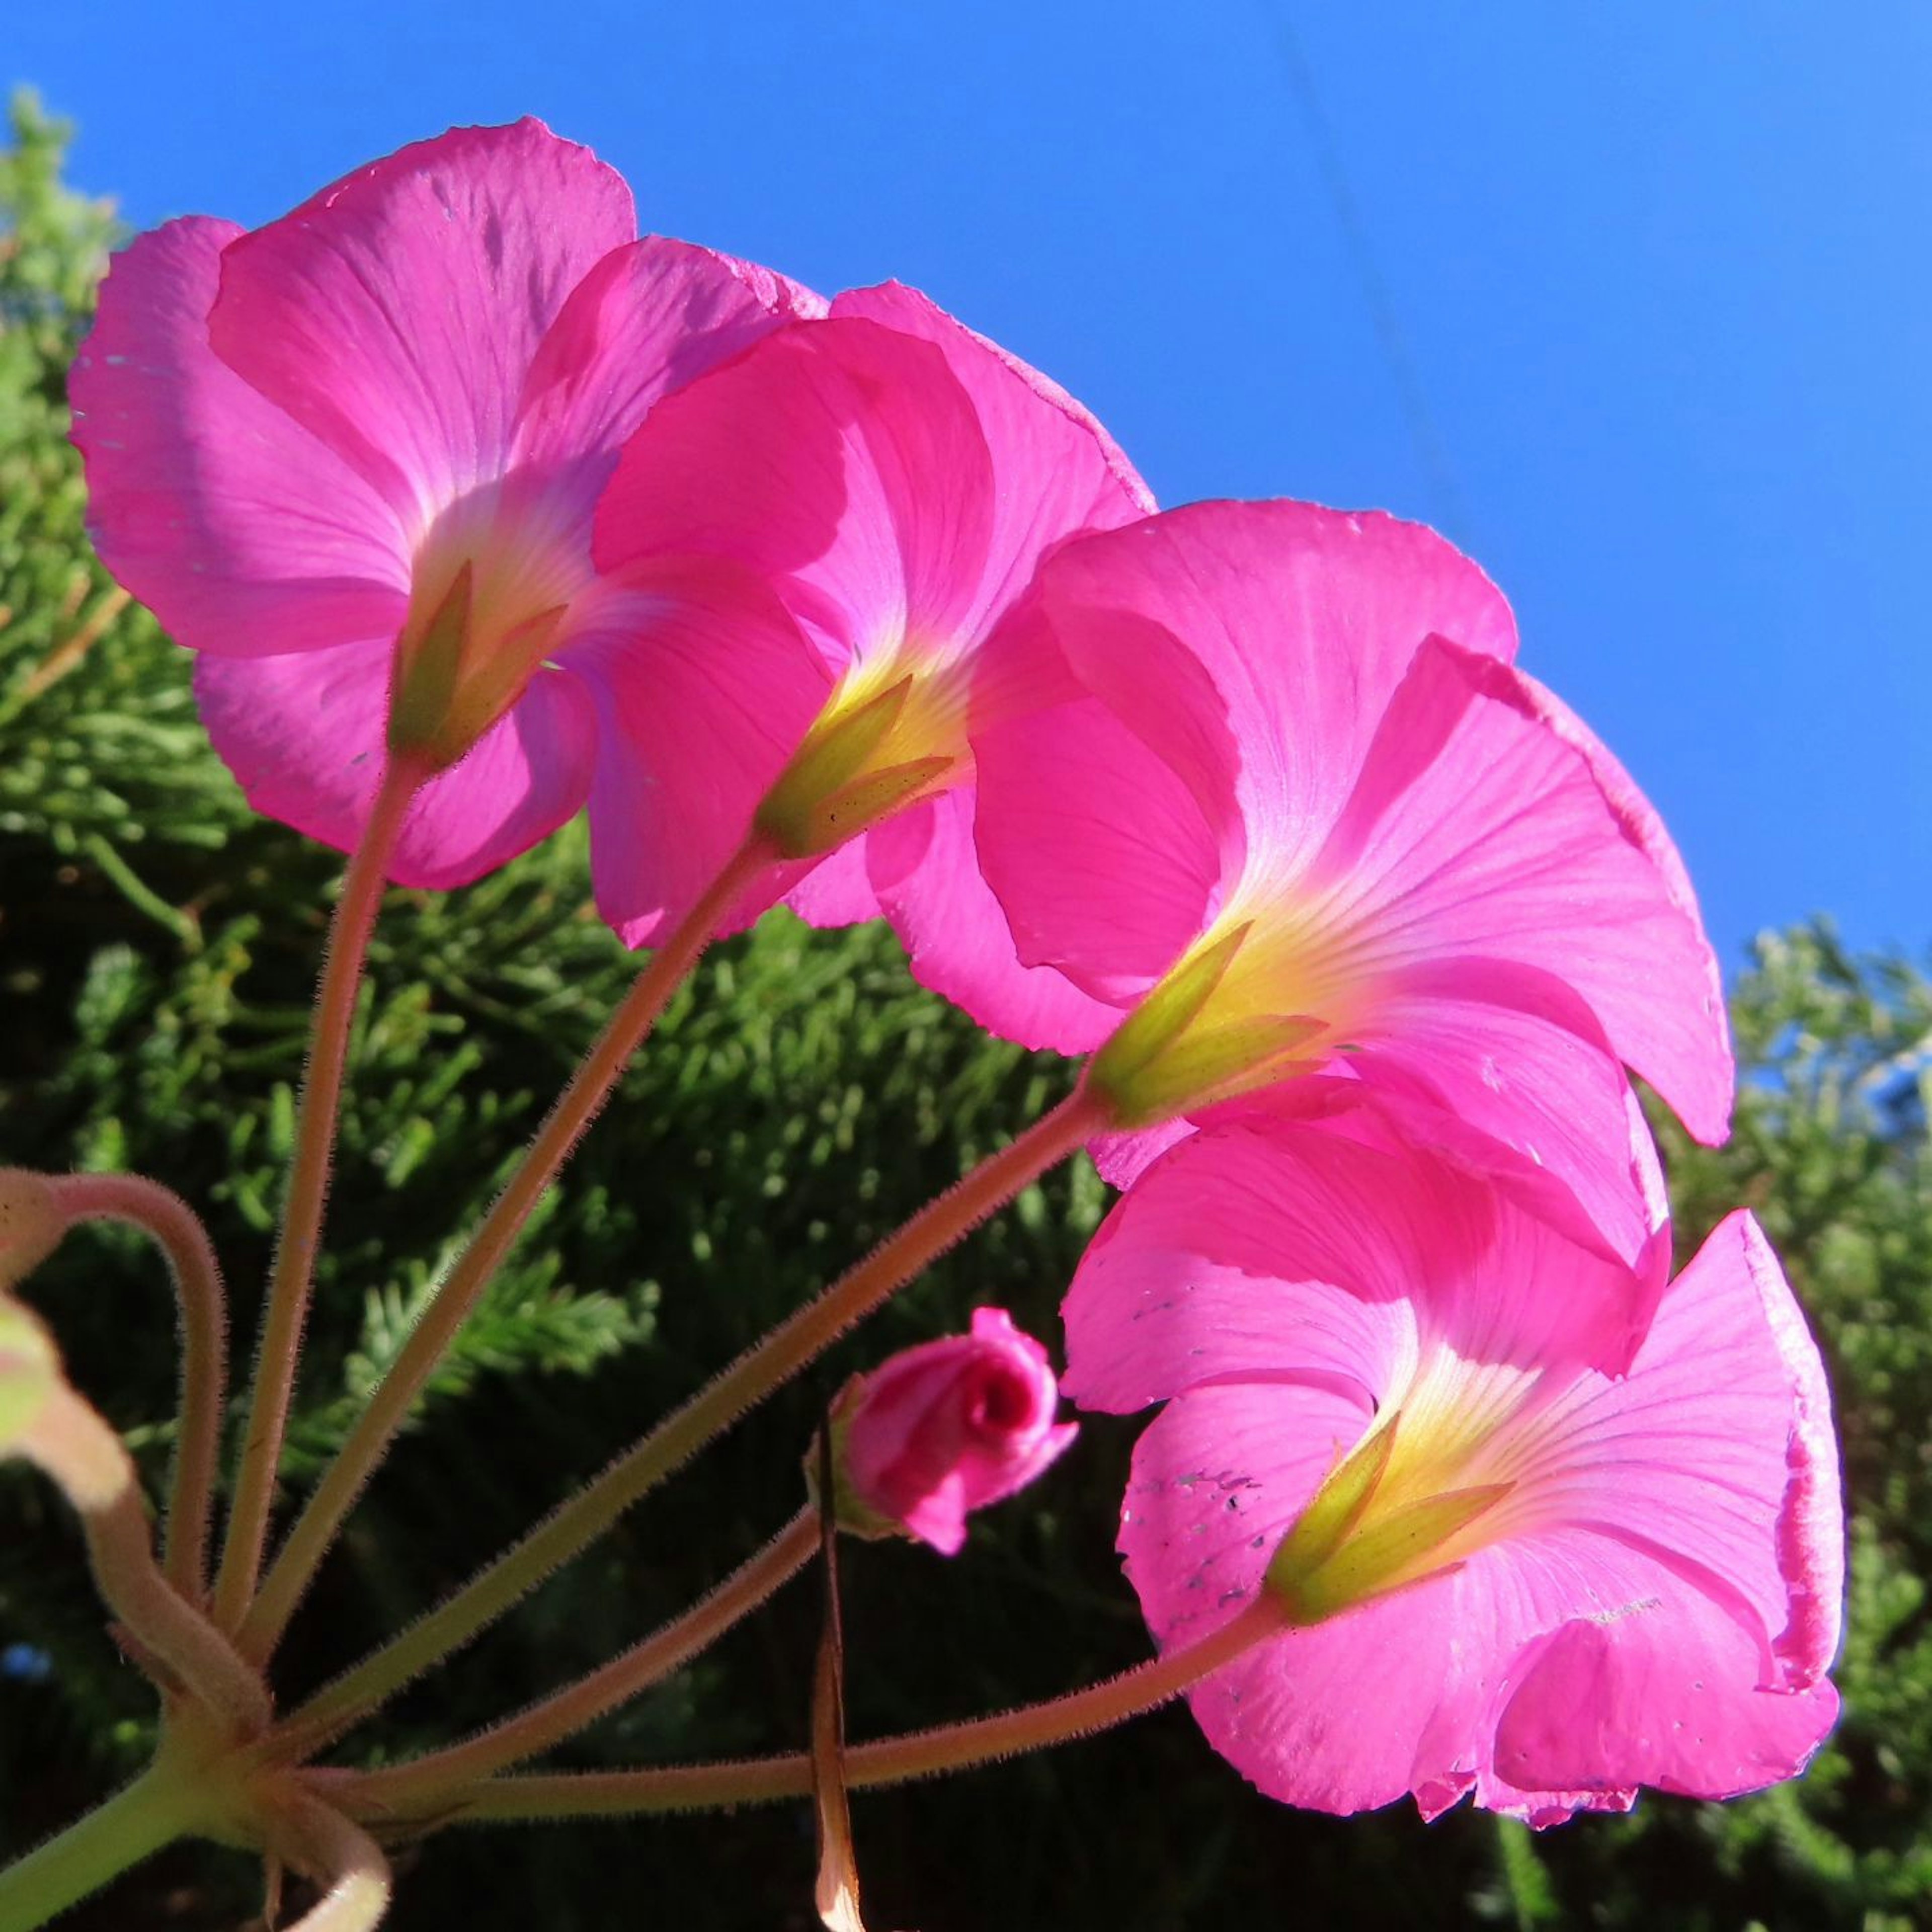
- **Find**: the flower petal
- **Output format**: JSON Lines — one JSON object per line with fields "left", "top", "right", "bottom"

{"left": 594, "top": 314, "right": 995, "bottom": 666}
{"left": 512, "top": 235, "right": 824, "bottom": 484}
{"left": 1070, "top": 1120, "right": 1649, "bottom": 1413}
{"left": 1064, "top": 1124, "right": 1482, "bottom": 1414}
{"left": 828, "top": 281, "right": 1154, "bottom": 634}
{"left": 1312, "top": 637, "right": 1732, "bottom": 1144}
{"left": 972, "top": 677, "right": 1227, "bottom": 1004}
{"left": 194, "top": 644, "right": 596, "bottom": 888}
{"left": 1134, "top": 1390, "right": 1827, "bottom": 1822}
{"left": 1121, "top": 1377, "right": 1452, "bottom": 1816}
{"left": 70, "top": 219, "right": 409, "bottom": 658}
{"left": 1492, "top": 1580, "right": 1840, "bottom": 1805}
{"left": 1512, "top": 1212, "right": 1843, "bottom": 1672}
{"left": 784, "top": 838, "right": 887, "bottom": 928}
{"left": 862, "top": 788, "right": 1121, "bottom": 1054}
{"left": 568, "top": 560, "right": 830, "bottom": 946}
{"left": 983, "top": 501, "right": 1516, "bottom": 895}
{"left": 207, "top": 120, "right": 636, "bottom": 528}
{"left": 1352, "top": 957, "right": 1674, "bottom": 1312}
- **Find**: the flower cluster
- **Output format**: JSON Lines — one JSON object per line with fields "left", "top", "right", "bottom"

{"left": 38, "top": 113, "right": 1843, "bottom": 1923}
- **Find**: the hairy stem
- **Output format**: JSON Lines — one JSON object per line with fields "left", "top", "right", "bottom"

{"left": 213, "top": 757, "right": 425, "bottom": 1631}
{"left": 237, "top": 841, "right": 772, "bottom": 1663}
{"left": 0, "top": 1766, "right": 200, "bottom": 1932}
{"left": 273, "top": 1085, "right": 1101, "bottom": 1752}
{"left": 47, "top": 1173, "right": 227, "bottom": 1598}
{"left": 328, "top": 1511, "right": 816, "bottom": 1806}
{"left": 21, "top": 1383, "right": 269, "bottom": 1734}
{"left": 268, "top": 1794, "right": 392, "bottom": 1932}
{"left": 401, "top": 1597, "right": 1283, "bottom": 1826}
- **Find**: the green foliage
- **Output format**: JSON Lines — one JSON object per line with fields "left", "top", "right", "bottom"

{"left": 1, "top": 101, "right": 1927, "bottom": 1930}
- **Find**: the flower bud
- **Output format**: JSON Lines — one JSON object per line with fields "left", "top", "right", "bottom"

{"left": 827, "top": 1308, "right": 1077, "bottom": 1555}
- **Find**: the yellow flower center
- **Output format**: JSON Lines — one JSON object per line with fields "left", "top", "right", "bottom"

{"left": 1265, "top": 1345, "right": 1560, "bottom": 1624}
{"left": 387, "top": 482, "right": 595, "bottom": 771}
{"left": 1090, "top": 894, "right": 1389, "bottom": 1128}
{"left": 755, "top": 649, "right": 971, "bottom": 859}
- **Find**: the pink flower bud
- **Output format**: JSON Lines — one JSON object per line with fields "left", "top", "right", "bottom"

{"left": 836, "top": 1308, "right": 1078, "bottom": 1555}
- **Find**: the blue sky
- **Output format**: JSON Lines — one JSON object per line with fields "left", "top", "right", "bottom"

{"left": 14, "top": 1, "right": 1928, "bottom": 968}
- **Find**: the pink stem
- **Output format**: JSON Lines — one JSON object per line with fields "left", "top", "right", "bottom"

{"left": 213, "top": 755, "right": 425, "bottom": 1632}
{"left": 364, "top": 1598, "right": 1284, "bottom": 1827}
{"left": 46, "top": 1173, "right": 227, "bottom": 1598}
{"left": 236, "top": 838, "right": 773, "bottom": 1664}
{"left": 320, "top": 1510, "right": 816, "bottom": 1804}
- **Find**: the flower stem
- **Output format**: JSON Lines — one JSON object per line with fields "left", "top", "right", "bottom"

{"left": 20, "top": 1383, "right": 269, "bottom": 1735}
{"left": 264, "top": 1793, "right": 391, "bottom": 1932}
{"left": 271, "top": 1085, "right": 1102, "bottom": 1753}
{"left": 212, "top": 757, "right": 425, "bottom": 1632}
{"left": 319, "top": 1510, "right": 816, "bottom": 1804}
{"left": 46, "top": 1173, "right": 227, "bottom": 1598}
{"left": 0, "top": 1765, "right": 201, "bottom": 1932}
{"left": 400, "top": 1597, "right": 1282, "bottom": 1827}
{"left": 236, "top": 840, "right": 773, "bottom": 1664}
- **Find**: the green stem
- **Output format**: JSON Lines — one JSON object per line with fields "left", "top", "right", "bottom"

{"left": 272, "top": 1084, "right": 1102, "bottom": 1754}
{"left": 236, "top": 838, "right": 772, "bottom": 1665}
{"left": 328, "top": 1510, "right": 815, "bottom": 1806}
{"left": 394, "top": 1597, "right": 1283, "bottom": 1828}
{"left": 0, "top": 1765, "right": 199, "bottom": 1932}
{"left": 213, "top": 756, "right": 425, "bottom": 1633}
{"left": 47, "top": 1173, "right": 227, "bottom": 1599}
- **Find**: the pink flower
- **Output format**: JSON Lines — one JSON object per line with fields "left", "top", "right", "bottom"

{"left": 70, "top": 119, "right": 822, "bottom": 892}
{"left": 590, "top": 283, "right": 1152, "bottom": 1026}
{"left": 962, "top": 500, "right": 1731, "bottom": 1286}
{"left": 832, "top": 1308, "right": 1078, "bottom": 1556}
{"left": 1065, "top": 1117, "right": 1842, "bottom": 1823}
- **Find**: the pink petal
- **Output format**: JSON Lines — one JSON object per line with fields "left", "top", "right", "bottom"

{"left": 1132, "top": 1385, "right": 1825, "bottom": 1820}
{"left": 1086, "top": 1116, "right": 1198, "bottom": 1190}
{"left": 1068, "top": 1118, "right": 1651, "bottom": 1415}
{"left": 1090, "top": 1026, "right": 1674, "bottom": 1321}
{"left": 70, "top": 219, "right": 409, "bottom": 659}
{"left": 1121, "top": 1377, "right": 1450, "bottom": 1816}
{"left": 1311, "top": 637, "right": 1732, "bottom": 1145}
{"left": 568, "top": 560, "right": 830, "bottom": 947}
{"left": 594, "top": 315, "right": 996, "bottom": 665}
{"left": 511, "top": 235, "right": 824, "bottom": 482}
{"left": 972, "top": 682, "right": 1226, "bottom": 1004}
{"left": 1493, "top": 1582, "right": 1840, "bottom": 1805}
{"left": 1741, "top": 1214, "right": 1845, "bottom": 1684}
{"left": 828, "top": 281, "right": 1154, "bottom": 631}
{"left": 861, "top": 789, "right": 1122, "bottom": 1055}
{"left": 207, "top": 120, "right": 636, "bottom": 528}
{"left": 783, "top": 838, "right": 886, "bottom": 928}
{"left": 599, "top": 286, "right": 1149, "bottom": 690}
{"left": 195, "top": 643, "right": 596, "bottom": 887}
{"left": 968, "top": 502, "right": 1515, "bottom": 1035}
{"left": 1352, "top": 958, "right": 1675, "bottom": 1314}
{"left": 1063, "top": 1124, "right": 1490, "bottom": 1414}
{"left": 985, "top": 499, "right": 1515, "bottom": 893}
{"left": 1518, "top": 1212, "right": 1843, "bottom": 1674}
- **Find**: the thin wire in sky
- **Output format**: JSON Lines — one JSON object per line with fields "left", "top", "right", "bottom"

{"left": 1256, "top": 4, "right": 1475, "bottom": 544}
